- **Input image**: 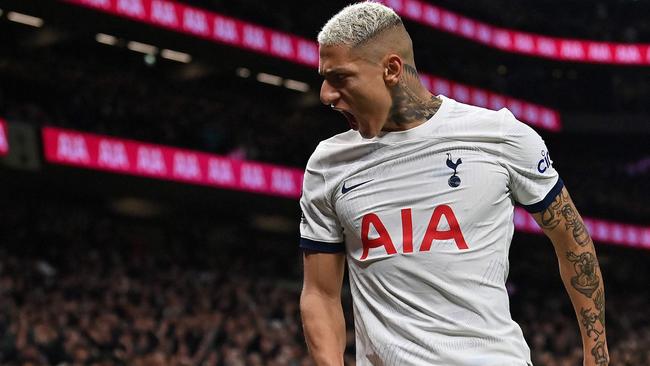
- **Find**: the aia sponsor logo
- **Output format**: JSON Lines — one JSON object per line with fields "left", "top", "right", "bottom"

{"left": 98, "top": 140, "right": 129, "bottom": 169}
{"left": 151, "top": 0, "right": 178, "bottom": 27}
{"left": 57, "top": 133, "right": 90, "bottom": 163}
{"left": 360, "top": 205, "right": 468, "bottom": 260}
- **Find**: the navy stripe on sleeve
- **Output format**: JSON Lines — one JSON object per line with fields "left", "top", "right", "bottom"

{"left": 521, "top": 177, "right": 565, "bottom": 213}
{"left": 300, "top": 238, "right": 345, "bottom": 253}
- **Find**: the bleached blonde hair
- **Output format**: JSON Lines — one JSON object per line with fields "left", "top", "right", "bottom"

{"left": 317, "top": 1, "right": 402, "bottom": 47}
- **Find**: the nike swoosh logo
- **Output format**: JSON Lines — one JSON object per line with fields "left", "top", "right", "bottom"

{"left": 341, "top": 179, "right": 373, "bottom": 194}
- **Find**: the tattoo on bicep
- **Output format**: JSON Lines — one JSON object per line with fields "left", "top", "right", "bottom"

{"left": 539, "top": 193, "right": 563, "bottom": 229}
{"left": 560, "top": 205, "right": 590, "bottom": 246}
{"left": 539, "top": 190, "right": 591, "bottom": 246}
{"left": 566, "top": 251, "right": 600, "bottom": 298}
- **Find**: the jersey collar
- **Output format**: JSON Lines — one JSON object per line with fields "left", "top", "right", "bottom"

{"left": 372, "top": 95, "right": 453, "bottom": 143}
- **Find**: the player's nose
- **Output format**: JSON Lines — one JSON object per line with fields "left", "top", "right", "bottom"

{"left": 320, "top": 80, "right": 340, "bottom": 107}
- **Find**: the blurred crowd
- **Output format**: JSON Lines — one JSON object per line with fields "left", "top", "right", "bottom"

{"left": 0, "top": 202, "right": 351, "bottom": 366}
{"left": 0, "top": 201, "right": 649, "bottom": 366}
{"left": 0, "top": 253, "right": 312, "bottom": 366}
{"left": 511, "top": 269, "right": 650, "bottom": 366}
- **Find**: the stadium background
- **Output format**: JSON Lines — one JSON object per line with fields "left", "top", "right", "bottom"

{"left": 0, "top": 0, "right": 648, "bottom": 365}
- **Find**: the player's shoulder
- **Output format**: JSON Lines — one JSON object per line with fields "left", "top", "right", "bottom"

{"left": 308, "top": 129, "right": 354, "bottom": 157}
{"left": 319, "top": 129, "right": 361, "bottom": 148}
{"left": 445, "top": 97, "right": 510, "bottom": 126}
{"left": 446, "top": 97, "right": 537, "bottom": 138}
{"left": 307, "top": 129, "right": 374, "bottom": 168}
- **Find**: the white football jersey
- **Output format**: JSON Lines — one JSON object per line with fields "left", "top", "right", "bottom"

{"left": 300, "top": 96, "right": 561, "bottom": 366}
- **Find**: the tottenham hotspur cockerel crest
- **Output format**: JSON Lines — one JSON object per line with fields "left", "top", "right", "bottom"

{"left": 446, "top": 153, "right": 462, "bottom": 188}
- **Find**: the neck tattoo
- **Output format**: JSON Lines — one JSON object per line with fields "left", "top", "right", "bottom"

{"left": 387, "top": 64, "right": 442, "bottom": 125}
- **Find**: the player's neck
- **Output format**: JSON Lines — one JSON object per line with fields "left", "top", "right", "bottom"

{"left": 384, "top": 65, "right": 441, "bottom": 132}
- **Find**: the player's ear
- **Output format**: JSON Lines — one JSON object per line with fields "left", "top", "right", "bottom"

{"left": 383, "top": 54, "right": 402, "bottom": 86}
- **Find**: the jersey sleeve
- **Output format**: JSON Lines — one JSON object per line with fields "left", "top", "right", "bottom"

{"left": 500, "top": 109, "right": 564, "bottom": 213}
{"left": 299, "top": 147, "right": 345, "bottom": 253}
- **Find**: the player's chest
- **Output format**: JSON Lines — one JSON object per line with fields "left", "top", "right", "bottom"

{"left": 332, "top": 145, "right": 508, "bottom": 246}
{"left": 334, "top": 145, "right": 505, "bottom": 208}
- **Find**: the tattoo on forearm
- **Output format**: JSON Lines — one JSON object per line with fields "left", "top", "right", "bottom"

{"left": 592, "top": 289, "right": 608, "bottom": 364}
{"left": 546, "top": 191, "right": 609, "bottom": 364}
{"left": 580, "top": 307, "right": 603, "bottom": 341}
{"left": 594, "top": 289, "right": 605, "bottom": 327}
{"left": 387, "top": 64, "right": 441, "bottom": 125}
{"left": 592, "top": 341, "right": 608, "bottom": 366}
{"left": 566, "top": 251, "right": 600, "bottom": 298}
{"left": 569, "top": 253, "right": 608, "bottom": 364}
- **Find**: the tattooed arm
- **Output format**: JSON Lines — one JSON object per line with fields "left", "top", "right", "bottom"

{"left": 532, "top": 187, "right": 609, "bottom": 366}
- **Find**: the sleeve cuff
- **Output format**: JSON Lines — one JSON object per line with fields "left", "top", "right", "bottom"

{"left": 520, "top": 177, "right": 564, "bottom": 213}
{"left": 300, "top": 238, "right": 345, "bottom": 253}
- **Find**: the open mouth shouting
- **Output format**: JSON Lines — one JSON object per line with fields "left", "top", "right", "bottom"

{"left": 338, "top": 110, "right": 358, "bottom": 130}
